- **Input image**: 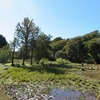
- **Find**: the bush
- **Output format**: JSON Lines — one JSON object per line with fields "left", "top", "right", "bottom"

{"left": 15, "top": 64, "right": 20, "bottom": 67}
{"left": 0, "top": 45, "right": 11, "bottom": 63}
{"left": 39, "top": 58, "right": 49, "bottom": 65}
{"left": 56, "top": 58, "right": 71, "bottom": 65}
{"left": 86, "top": 58, "right": 94, "bottom": 64}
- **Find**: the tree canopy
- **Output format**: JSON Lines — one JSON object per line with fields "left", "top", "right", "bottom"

{"left": 15, "top": 17, "right": 40, "bottom": 65}
{"left": 0, "top": 35, "right": 7, "bottom": 48}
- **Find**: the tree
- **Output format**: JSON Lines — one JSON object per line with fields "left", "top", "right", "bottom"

{"left": 33, "top": 33, "right": 52, "bottom": 63}
{"left": 63, "top": 31, "right": 100, "bottom": 63}
{"left": 15, "top": 17, "right": 36, "bottom": 66}
{"left": 10, "top": 38, "right": 18, "bottom": 66}
{"left": 29, "top": 26, "right": 40, "bottom": 65}
{"left": 84, "top": 38, "right": 100, "bottom": 64}
{"left": 0, "top": 35, "right": 7, "bottom": 48}
{"left": 53, "top": 37, "right": 63, "bottom": 42}
{"left": 64, "top": 36, "right": 87, "bottom": 63}
{"left": 0, "top": 45, "right": 11, "bottom": 63}
{"left": 50, "top": 38, "right": 67, "bottom": 59}
{"left": 82, "top": 30, "right": 100, "bottom": 41}
{"left": 55, "top": 50, "right": 66, "bottom": 59}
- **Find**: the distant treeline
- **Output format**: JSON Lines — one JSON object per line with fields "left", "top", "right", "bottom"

{"left": 0, "top": 18, "right": 100, "bottom": 65}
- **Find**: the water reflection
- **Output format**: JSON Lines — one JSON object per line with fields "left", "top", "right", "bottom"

{"left": 49, "top": 88, "right": 96, "bottom": 100}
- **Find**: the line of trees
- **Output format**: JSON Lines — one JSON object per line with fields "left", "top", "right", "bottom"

{"left": 10, "top": 17, "right": 51, "bottom": 66}
{"left": 0, "top": 18, "right": 100, "bottom": 65}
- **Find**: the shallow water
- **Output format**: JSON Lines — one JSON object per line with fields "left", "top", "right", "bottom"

{"left": 49, "top": 88, "right": 96, "bottom": 100}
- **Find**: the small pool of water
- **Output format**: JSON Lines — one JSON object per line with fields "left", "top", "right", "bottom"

{"left": 49, "top": 88, "right": 96, "bottom": 100}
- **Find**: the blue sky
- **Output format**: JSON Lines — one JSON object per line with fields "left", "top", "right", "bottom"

{"left": 0, "top": 0, "right": 100, "bottom": 42}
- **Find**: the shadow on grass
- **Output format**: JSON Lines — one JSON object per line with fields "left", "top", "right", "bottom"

{"left": 14, "top": 62, "right": 74, "bottom": 74}
{"left": 23, "top": 64, "right": 66, "bottom": 74}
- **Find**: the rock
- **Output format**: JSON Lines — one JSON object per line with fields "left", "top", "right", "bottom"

{"left": 4, "top": 83, "right": 53, "bottom": 100}
{"left": 48, "top": 95, "right": 54, "bottom": 99}
{"left": 28, "top": 98, "right": 34, "bottom": 100}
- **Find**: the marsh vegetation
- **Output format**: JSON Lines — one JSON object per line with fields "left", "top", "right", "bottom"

{"left": 0, "top": 18, "right": 100, "bottom": 99}
{"left": 0, "top": 62, "right": 100, "bottom": 99}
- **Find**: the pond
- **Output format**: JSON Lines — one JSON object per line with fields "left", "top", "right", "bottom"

{"left": 4, "top": 84, "right": 98, "bottom": 100}
{"left": 49, "top": 88, "right": 96, "bottom": 100}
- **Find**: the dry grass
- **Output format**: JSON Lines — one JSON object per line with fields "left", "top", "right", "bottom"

{"left": 0, "top": 88, "right": 11, "bottom": 100}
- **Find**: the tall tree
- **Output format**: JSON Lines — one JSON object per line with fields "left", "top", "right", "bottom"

{"left": 30, "top": 26, "right": 40, "bottom": 65}
{"left": 15, "top": 17, "right": 36, "bottom": 66}
{"left": 34, "top": 33, "right": 52, "bottom": 63}
{"left": 10, "top": 38, "right": 18, "bottom": 66}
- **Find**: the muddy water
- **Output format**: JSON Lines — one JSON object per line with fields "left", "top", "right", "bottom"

{"left": 49, "top": 88, "right": 96, "bottom": 100}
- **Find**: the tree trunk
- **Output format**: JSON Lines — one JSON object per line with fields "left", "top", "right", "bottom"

{"left": 22, "top": 58, "right": 25, "bottom": 66}
{"left": 30, "top": 55, "right": 33, "bottom": 65}
{"left": 11, "top": 51, "right": 15, "bottom": 66}
{"left": 30, "top": 50, "right": 33, "bottom": 65}
{"left": 11, "top": 45, "right": 15, "bottom": 66}
{"left": 22, "top": 44, "right": 28, "bottom": 66}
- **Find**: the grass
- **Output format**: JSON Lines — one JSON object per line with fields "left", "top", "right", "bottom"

{"left": 0, "top": 63, "right": 100, "bottom": 99}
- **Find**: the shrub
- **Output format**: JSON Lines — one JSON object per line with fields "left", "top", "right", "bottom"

{"left": 56, "top": 58, "right": 70, "bottom": 65}
{"left": 0, "top": 45, "right": 11, "bottom": 63}
{"left": 15, "top": 64, "right": 20, "bottom": 67}
{"left": 39, "top": 58, "right": 49, "bottom": 65}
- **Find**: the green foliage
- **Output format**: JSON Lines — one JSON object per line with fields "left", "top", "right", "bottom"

{"left": 85, "top": 53, "right": 94, "bottom": 64}
{"left": 39, "top": 58, "right": 49, "bottom": 65}
{"left": 82, "top": 30, "right": 100, "bottom": 41}
{"left": 56, "top": 58, "right": 71, "bottom": 64}
{"left": 1, "top": 17, "right": 100, "bottom": 65}
{"left": 10, "top": 38, "right": 18, "bottom": 66}
{"left": 62, "top": 31, "right": 100, "bottom": 63}
{"left": 14, "top": 63, "right": 21, "bottom": 67}
{"left": 33, "top": 33, "right": 52, "bottom": 63}
{"left": 0, "top": 35, "right": 7, "bottom": 48}
{"left": 15, "top": 17, "right": 39, "bottom": 65}
{"left": 0, "top": 64, "right": 100, "bottom": 97}
{"left": 55, "top": 50, "right": 66, "bottom": 59}
{"left": 64, "top": 36, "right": 86, "bottom": 63}
{"left": 53, "top": 37, "right": 63, "bottom": 42}
{"left": 84, "top": 38, "right": 100, "bottom": 64}
{"left": 9, "top": 18, "right": 100, "bottom": 65}
{"left": 0, "top": 45, "right": 11, "bottom": 63}
{"left": 50, "top": 39, "right": 67, "bottom": 59}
